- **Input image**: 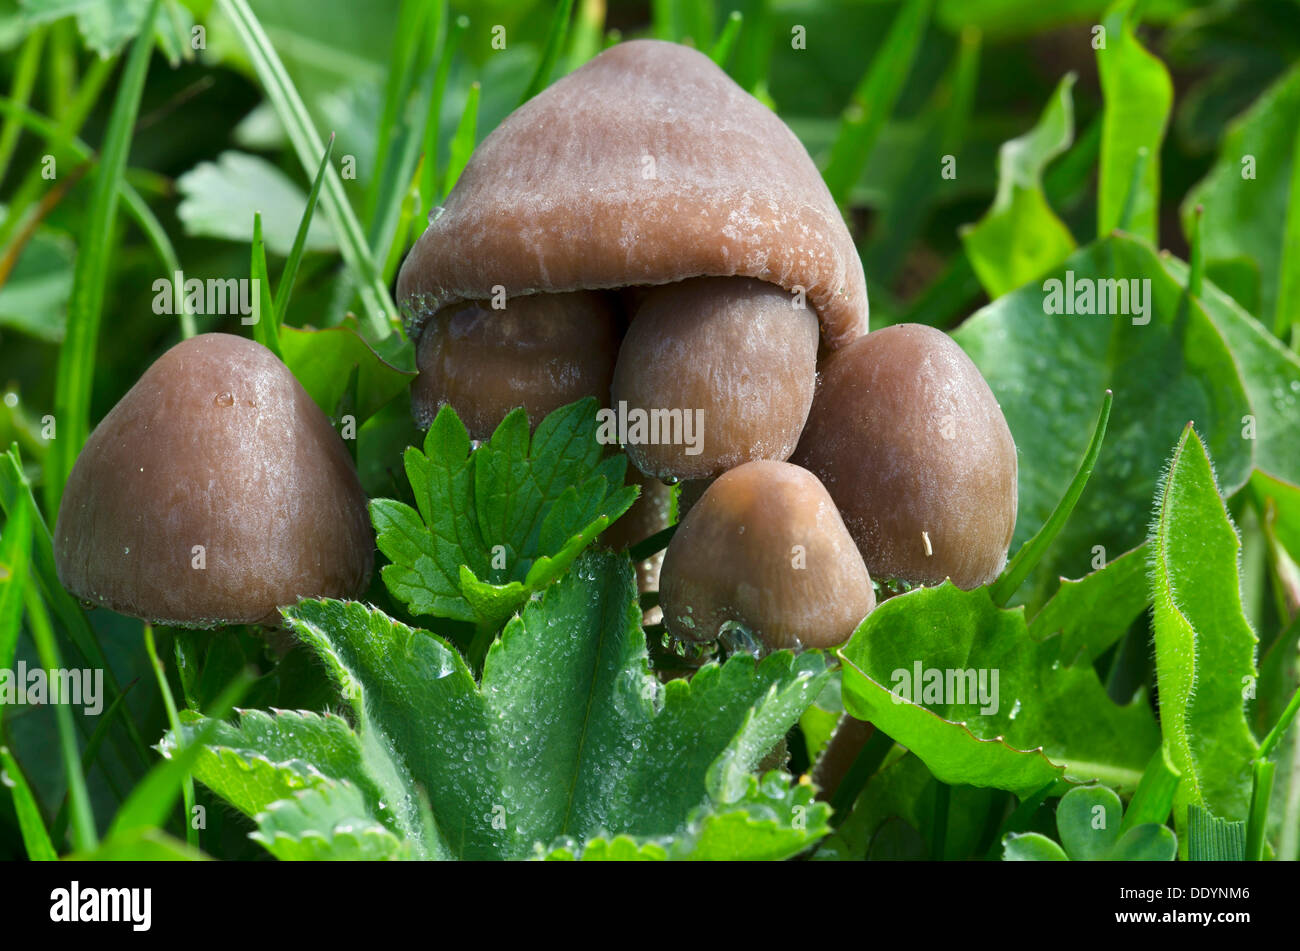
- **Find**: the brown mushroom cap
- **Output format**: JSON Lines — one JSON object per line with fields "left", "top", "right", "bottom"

{"left": 611, "top": 277, "right": 818, "bottom": 480}
{"left": 395, "top": 39, "right": 868, "bottom": 348}
{"left": 792, "top": 323, "right": 1018, "bottom": 589}
{"left": 53, "top": 333, "right": 373, "bottom": 627}
{"left": 659, "top": 460, "right": 875, "bottom": 650}
{"left": 412, "top": 290, "right": 619, "bottom": 438}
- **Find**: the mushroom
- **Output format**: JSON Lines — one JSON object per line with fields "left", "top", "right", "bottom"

{"left": 792, "top": 323, "right": 1017, "bottom": 589}
{"left": 600, "top": 468, "right": 674, "bottom": 624}
{"left": 53, "top": 333, "right": 373, "bottom": 628}
{"left": 411, "top": 289, "right": 620, "bottom": 439}
{"left": 659, "top": 460, "right": 875, "bottom": 650}
{"left": 396, "top": 39, "right": 868, "bottom": 472}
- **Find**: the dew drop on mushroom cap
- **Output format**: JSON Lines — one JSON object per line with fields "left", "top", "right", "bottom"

{"left": 659, "top": 460, "right": 875, "bottom": 651}
{"left": 395, "top": 39, "right": 868, "bottom": 470}
{"left": 411, "top": 291, "right": 619, "bottom": 439}
{"left": 792, "top": 323, "right": 1018, "bottom": 590}
{"left": 53, "top": 333, "right": 374, "bottom": 628}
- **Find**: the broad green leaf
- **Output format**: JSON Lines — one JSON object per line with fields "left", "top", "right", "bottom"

{"left": 1027, "top": 542, "right": 1150, "bottom": 664}
{"left": 962, "top": 74, "right": 1076, "bottom": 298}
{"left": 1055, "top": 784, "right": 1123, "bottom": 860}
{"left": 1002, "top": 832, "right": 1068, "bottom": 861}
{"left": 1150, "top": 426, "right": 1260, "bottom": 848}
{"left": 176, "top": 151, "right": 336, "bottom": 254}
{"left": 278, "top": 323, "right": 413, "bottom": 425}
{"left": 373, "top": 400, "right": 638, "bottom": 628}
{"left": 1096, "top": 0, "right": 1173, "bottom": 244}
{"left": 251, "top": 781, "right": 411, "bottom": 861}
{"left": 0, "top": 228, "right": 73, "bottom": 342}
{"left": 268, "top": 552, "right": 829, "bottom": 860}
{"left": 1182, "top": 65, "right": 1300, "bottom": 329}
{"left": 839, "top": 583, "right": 1159, "bottom": 797}
{"left": 955, "top": 235, "right": 1254, "bottom": 609}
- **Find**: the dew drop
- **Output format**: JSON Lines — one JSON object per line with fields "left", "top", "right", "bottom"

{"left": 214, "top": 391, "right": 235, "bottom": 407}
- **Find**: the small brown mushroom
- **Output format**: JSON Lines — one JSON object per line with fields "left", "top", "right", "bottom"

{"left": 600, "top": 468, "right": 674, "bottom": 624}
{"left": 411, "top": 290, "right": 620, "bottom": 438}
{"left": 793, "top": 323, "right": 1017, "bottom": 589}
{"left": 53, "top": 333, "right": 373, "bottom": 627}
{"left": 659, "top": 460, "right": 875, "bottom": 650}
{"left": 396, "top": 39, "right": 867, "bottom": 471}
{"left": 611, "top": 277, "right": 819, "bottom": 481}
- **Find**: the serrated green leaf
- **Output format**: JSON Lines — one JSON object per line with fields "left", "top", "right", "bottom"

{"left": 962, "top": 73, "right": 1076, "bottom": 298}
{"left": 839, "top": 583, "right": 1159, "bottom": 797}
{"left": 276, "top": 552, "right": 829, "bottom": 860}
{"left": 1150, "top": 426, "right": 1260, "bottom": 850}
{"left": 1096, "top": 0, "right": 1172, "bottom": 244}
{"left": 1027, "top": 542, "right": 1150, "bottom": 664}
{"left": 251, "top": 781, "right": 410, "bottom": 861}
{"left": 374, "top": 400, "right": 637, "bottom": 628}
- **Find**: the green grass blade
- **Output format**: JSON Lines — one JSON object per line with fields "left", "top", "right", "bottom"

{"left": 709, "top": 11, "right": 743, "bottom": 67}
{"left": 1187, "top": 804, "right": 1245, "bottom": 860}
{"left": 23, "top": 582, "right": 96, "bottom": 852}
{"left": 51, "top": 685, "right": 136, "bottom": 843}
{"left": 108, "top": 669, "right": 253, "bottom": 839}
{"left": 1245, "top": 758, "right": 1275, "bottom": 860}
{"left": 144, "top": 626, "right": 198, "bottom": 848}
{"left": 218, "top": 0, "right": 397, "bottom": 341}
{"left": 0, "top": 482, "right": 32, "bottom": 703}
{"left": 0, "top": 25, "right": 46, "bottom": 188}
{"left": 443, "top": 81, "right": 480, "bottom": 200}
{"left": 822, "top": 0, "right": 933, "bottom": 209}
{"left": 48, "top": 0, "right": 160, "bottom": 517}
{"left": 520, "top": 0, "right": 576, "bottom": 105}
{"left": 249, "top": 212, "right": 281, "bottom": 358}
{"left": 991, "top": 389, "right": 1113, "bottom": 607}
{"left": 0, "top": 746, "right": 57, "bottom": 860}
{"left": 274, "top": 134, "right": 334, "bottom": 324}
{"left": 1188, "top": 202, "right": 1204, "bottom": 297}
{"left": 565, "top": 0, "right": 605, "bottom": 72}
{"left": 419, "top": 14, "right": 469, "bottom": 222}
{"left": 1276, "top": 124, "right": 1300, "bottom": 344}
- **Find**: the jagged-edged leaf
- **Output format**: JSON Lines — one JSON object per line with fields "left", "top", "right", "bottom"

{"left": 962, "top": 73, "right": 1076, "bottom": 298}
{"left": 252, "top": 781, "right": 411, "bottom": 861}
{"left": 955, "top": 235, "right": 1254, "bottom": 609}
{"left": 1027, "top": 542, "right": 1150, "bottom": 664}
{"left": 839, "top": 583, "right": 1159, "bottom": 797}
{"left": 1150, "top": 426, "right": 1260, "bottom": 850}
{"left": 373, "top": 400, "right": 638, "bottom": 627}
{"left": 277, "top": 552, "right": 830, "bottom": 860}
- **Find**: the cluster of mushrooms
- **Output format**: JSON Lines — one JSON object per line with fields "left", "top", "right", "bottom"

{"left": 53, "top": 40, "right": 1017, "bottom": 657}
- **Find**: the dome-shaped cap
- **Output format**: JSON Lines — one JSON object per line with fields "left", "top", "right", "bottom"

{"left": 53, "top": 334, "right": 374, "bottom": 627}
{"left": 396, "top": 39, "right": 868, "bottom": 349}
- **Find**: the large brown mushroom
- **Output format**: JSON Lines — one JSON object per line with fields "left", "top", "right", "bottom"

{"left": 53, "top": 333, "right": 373, "bottom": 627}
{"left": 793, "top": 323, "right": 1018, "bottom": 589}
{"left": 396, "top": 39, "right": 867, "bottom": 472}
{"left": 659, "top": 460, "right": 875, "bottom": 651}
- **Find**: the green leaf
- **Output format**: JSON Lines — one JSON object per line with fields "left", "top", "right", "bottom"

{"left": 251, "top": 781, "right": 411, "bottom": 861}
{"left": 1096, "top": 0, "right": 1173, "bottom": 244}
{"left": 0, "top": 745, "right": 57, "bottom": 860}
{"left": 955, "top": 235, "right": 1255, "bottom": 610}
{"left": 48, "top": 0, "right": 159, "bottom": 516}
{"left": 1027, "top": 542, "right": 1151, "bottom": 664}
{"left": 821, "top": 0, "right": 933, "bottom": 208}
{"left": 249, "top": 213, "right": 281, "bottom": 360}
{"left": 0, "top": 228, "right": 73, "bottom": 342}
{"left": 442, "top": 80, "right": 479, "bottom": 200}
{"left": 519, "top": 0, "right": 575, "bottom": 104}
{"left": 839, "top": 583, "right": 1159, "bottom": 797}
{"left": 1055, "top": 784, "right": 1123, "bottom": 860}
{"left": 0, "top": 485, "right": 33, "bottom": 701}
{"left": 20, "top": 0, "right": 191, "bottom": 60}
{"left": 1182, "top": 65, "right": 1300, "bottom": 330}
{"left": 274, "top": 134, "right": 335, "bottom": 323}
{"left": 1002, "top": 832, "right": 1068, "bottom": 861}
{"left": 1109, "top": 822, "right": 1177, "bottom": 860}
{"left": 278, "top": 323, "right": 414, "bottom": 425}
{"left": 1150, "top": 426, "right": 1260, "bottom": 848}
{"left": 176, "top": 151, "right": 336, "bottom": 254}
{"left": 374, "top": 400, "right": 637, "bottom": 628}
{"left": 67, "top": 828, "right": 208, "bottom": 861}
{"left": 961, "top": 73, "right": 1077, "bottom": 298}
{"left": 1123, "top": 743, "right": 1181, "bottom": 831}
{"left": 270, "top": 551, "right": 829, "bottom": 860}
